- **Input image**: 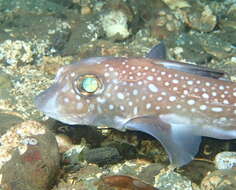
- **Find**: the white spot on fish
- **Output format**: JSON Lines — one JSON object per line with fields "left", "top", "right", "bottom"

{"left": 70, "top": 72, "right": 75, "bottom": 77}
{"left": 187, "top": 99, "right": 195, "bottom": 105}
{"left": 194, "top": 88, "right": 199, "bottom": 93}
{"left": 183, "top": 90, "right": 189, "bottom": 95}
{"left": 157, "top": 96, "right": 163, "bottom": 101}
{"left": 76, "top": 102, "right": 83, "bottom": 110}
{"left": 161, "top": 92, "right": 167, "bottom": 96}
{"left": 164, "top": 82, "right": 170, "bottom": 86}
{"left": 76, "top": 95, "right": 81, "bottom": 100}
{"left": 161, "top": 71, "right": 166, "bottom": 75}
{"left": 147, "top": 76, "right": 154, "bottom": 81}
{"left": 129, "top": 76, "right": 134, "bottom": 80}
{"left": 191, "top": 108, "right": 196, "bottom": 112}
{"left": 156, "top": 77, "right": 162, "bottom": 81}
{"left": 176, "top": 104, "right": 182, "bottom": 109}
{"left": 120, "top": 105, "right": 125, "bottom": 111}
{"left": 128, "top": 101, "right": 133, "bottom": 106}
{"left": 131, "top": 66, "right": 136, "bottom": 70}
{"left": 172, "top": 79, "right": 179, "bottom": 84}
{"left": 64, "top": 98, "right": 69, "bottom": 103}
{"left": 200, "top": 105, "right": 207, "bottom": 110}
{"left": 233, "top": 92, "right": 236, "bottom": 97}
{"left": 211, "top": 107, "right": 223, "bottom": 112}
{"left": 219, "top": 85, "right": 225, "bottom": 90}
{"left": 104, "top": 72, "right": 110, "bottom": 77}
{"left": 146, "top": 103, "right": 151, "bottom": 110}
{"left": 155, "top": 106, "right": 160, "bottom": 110}
{"left": 96, "top": 97, "right": 106, "bottom": 104}
{"left": 202, "top": 93, "right": 209, "bottom": 99}
{"left": 187, "top": 80, "right": 193, "bottom": 85}
{"left": 173, "top": 87, "right": 178, "bottom": 91}
{"left": 169, "top": 96, "right": 176, "bottom": 102}
{"left": 223, "top": 100, "right": 229, "bottom": 104}
{"left": 148, "top": 83, "right": 159, "bottom": 93}
{"left": 205, "top": 82, "right": 211, "bottom": 86}
{"left": 133, "top": 106, "right": 138, "bottom": 115}
{"left": 109, "top": 104, "right": 114, "bottom": 110}
{"left": 117, "top": 92, "right": 125, "bottom": 100}
{"left": 212, "top": 92, "right": 217, "bottom": 96}
{"left": 133, "top": 89, "right": 138, "bottom": 96}
{"left": 138, "top": 81, "right": 143, "bottom": 85}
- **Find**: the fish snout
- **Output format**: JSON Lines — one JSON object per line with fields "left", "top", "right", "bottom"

{"left": 34, "top": 84, "right": 59, "bottom": 114}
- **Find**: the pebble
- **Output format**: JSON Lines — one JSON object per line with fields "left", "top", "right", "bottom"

{"left": 97, "top": 175, "right": 159, "bottom": 190}
{"left": 0, "top": 112, "right": 24, "bottom": 136}
{"left": 215, "top": 151, "right": 236, "bottom": 170}
{"left": 55, "top": 133, "right": 73, "bottom": 153}
{"left": 155, "top": 170, "right": 200, "bottom": 190}
{"left": 83, "top": 146, "right": 122, "bottom": 165}
{"left": 201, "top": 169, "right": 236, "bottom": 190}
{"left": 0, "top": 121, "right": 60, "bottom": 190}
{"left": 0, "top": 70, "right": 12, "bottom": 89}
{"left": 149, "top": 9, "right": 184, "bottom": 39}
{"left": 101, "top": 11, "right": 130, "bottom": 40}
{"left": 183, "top": 5, "right": 217, "bottom": 32}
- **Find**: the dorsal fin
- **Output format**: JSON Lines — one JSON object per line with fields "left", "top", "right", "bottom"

{"left": 156, "top": 60, "right": 229, "bottom": 80}
{"left": 146, "top": 42, "right": 166, "bottom": 59}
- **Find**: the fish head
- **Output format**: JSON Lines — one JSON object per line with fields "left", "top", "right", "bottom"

{"left": 35, "top": 57, "right": 117, "bottom": 125}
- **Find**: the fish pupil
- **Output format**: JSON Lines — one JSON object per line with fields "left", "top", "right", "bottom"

{"left": 74, "top": 74, "right": 103, "bottom": 96}
{"left": 82, "top": 77, "right": 98, "bottom": 93}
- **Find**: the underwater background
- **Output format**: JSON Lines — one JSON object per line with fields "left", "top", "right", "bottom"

{"left": 0, "top": 0, "right": 236, "bottom": 189}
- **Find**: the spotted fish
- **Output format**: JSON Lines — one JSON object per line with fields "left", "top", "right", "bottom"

{"left": 35, "top": 43, "right": 236, "bottom": 167}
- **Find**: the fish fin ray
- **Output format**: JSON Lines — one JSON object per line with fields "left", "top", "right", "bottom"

{"left": 156, "top": 60, "right": 228, "bottom": 80}
{"left": 124, "top": 115, "right": 201, "bottom": 167}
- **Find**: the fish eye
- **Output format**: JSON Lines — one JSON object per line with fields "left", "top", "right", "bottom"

{"left": 74, "top": 74, "right": 104, "bottom": 96}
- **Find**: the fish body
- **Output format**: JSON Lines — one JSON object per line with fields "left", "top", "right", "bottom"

{"left": 35, "top": 43, "right": 236, "bottom": 167}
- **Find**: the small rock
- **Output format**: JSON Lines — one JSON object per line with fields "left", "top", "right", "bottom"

{"left": 0, "top": 71, "right": 12, "bottom": 89}
{"left": 161, "top": 0, "right": 191, "bottom": 9}
{"left": 0, "top": 112, "right": 24, "bottom": 136}
{"left": 180, "top": 159, "right": 215, "bottom": 185}
{"left": 52, "top": 165, "right": 103, "bottom": 190}
{"left": 155, "top": 170, "right": 199, "bottom": 190}
{"left": 138, "top": 163, "right": 166, "bottom": 184}
{"left": 83, "top": 146, "right": 122, "bottom": 165}
{"left": 219, "top": 4, "right": 236, "bottom": 32}
{"left": 0, "top": 40, "right": 34, "bottom": 65}
{"left": 96, "top": 175, "right": 159, "bottom": 190}
{"left": 0, "top": 120, "right": 60, "bottom": 190}
{"left": 201, "top": 169, "right": 236, "bottom": 190}
{"left": 62, "top": 144, "right": 87, "bottom": 165}
{"left": 215, "top": 151, "right": 236, "bottom": 170}
{"left": 148, "top": 9, "right": 184, "bottom": 39}
{"left": 199, "top": 33, "right": 236, "bottom": 59}
{"left": 101, "top": 11, "right": 130, "bottom": 41}
{"left": 183, "top": 5, "right": 217, "bottom": 32}
{"left": 55, "top": 133, "right": 73, "bottom": 153}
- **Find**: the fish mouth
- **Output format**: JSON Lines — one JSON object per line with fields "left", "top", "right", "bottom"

{"left": 35, "top": 84, "right": 59, "bottom": 113}
{"left": 34, "top": 84, "right": 89, "bottom": 125}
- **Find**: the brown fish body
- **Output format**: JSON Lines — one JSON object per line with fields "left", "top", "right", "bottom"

{"left": 35, "top": 44, "right": 236, "bottom": 167}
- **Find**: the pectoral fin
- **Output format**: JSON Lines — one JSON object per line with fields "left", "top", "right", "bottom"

{"left": 124, "top": 115, "right": 202, "bottom": 167}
